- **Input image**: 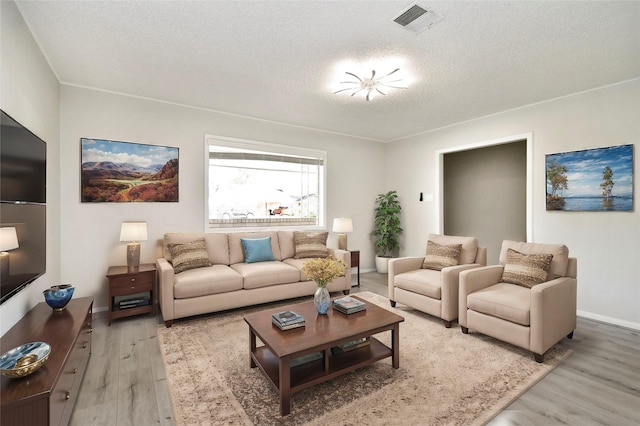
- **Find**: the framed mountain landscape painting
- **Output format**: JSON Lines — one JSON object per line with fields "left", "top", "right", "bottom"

{"left": 546, "top": 144, "right": 633, "bottom": 211}
{"left": 81, "top": 138, "right": 179, "bottom": 202}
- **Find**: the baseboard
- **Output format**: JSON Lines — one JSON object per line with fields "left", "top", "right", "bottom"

{"left": 577, "top": 309, "right": 640, "bottom": 331}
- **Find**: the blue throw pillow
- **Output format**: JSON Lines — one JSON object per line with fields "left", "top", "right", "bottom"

{"left": 241, "top": 237, "right": 275, "bottom": 263}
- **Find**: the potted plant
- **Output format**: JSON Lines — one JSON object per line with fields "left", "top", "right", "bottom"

{"left": 370, "top": 190, "right": 402, "bottom": 273}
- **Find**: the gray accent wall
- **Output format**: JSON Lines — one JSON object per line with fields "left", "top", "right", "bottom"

{"left": 443, "top": 141, "right": 527, "bottom": 264}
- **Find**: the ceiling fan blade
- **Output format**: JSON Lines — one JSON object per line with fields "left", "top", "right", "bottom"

{"left": 379, "top": 68, "right": 400, "bottom": 80}
{"left": 345, "top": 72, "right": 363, "bottom": 83}
{"left": 376, "top": 88, "right": 387, "bottom": 95}
{"left": 380, "top": 83, "right": 407, "bottom": 90}
{"left": 333, "top": 88, "right": 357, "bottom": 94}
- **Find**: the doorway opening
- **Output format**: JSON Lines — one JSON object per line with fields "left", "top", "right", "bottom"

{"left": 435, "top": 133, "right": 533, "bottom": 264}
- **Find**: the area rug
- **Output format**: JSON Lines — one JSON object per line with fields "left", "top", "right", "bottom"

{"left": 157, "top": 292, "right": 571, "bottom": 425}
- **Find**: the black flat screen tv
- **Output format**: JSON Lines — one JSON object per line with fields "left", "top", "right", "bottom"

{"left": 1, "top": 110, "right": 47, "bottom": 304}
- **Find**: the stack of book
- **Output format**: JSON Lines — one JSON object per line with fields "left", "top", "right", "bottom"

{"left": 332, "top": 337, "right": 371, "bottom": 354}
{"left": 272, "top": 310, "right": 305, "bottom": 330}
{"left": 333, "top": 296, "right": 366, "bottom": 314}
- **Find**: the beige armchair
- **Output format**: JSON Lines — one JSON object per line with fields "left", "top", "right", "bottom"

{"left": 459, "top": 240, "right": 577, "bottom": 362}
{"left": 388, "top": 234, "right": 487, "bottom": 328}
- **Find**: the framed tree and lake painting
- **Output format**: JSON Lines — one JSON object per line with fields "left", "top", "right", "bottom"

{"left": 81, "top": 138, "right": 179, "bottom": 202}
{"left": 546, "top": 144, "right": 633, "bottom": 211}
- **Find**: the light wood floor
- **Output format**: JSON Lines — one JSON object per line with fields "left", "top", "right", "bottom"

{"left": 70, "top": 272, "right": 640, "bottom": 425}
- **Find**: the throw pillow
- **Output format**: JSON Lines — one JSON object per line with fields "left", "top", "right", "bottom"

{"left": 293, "top": 231, "right": 329, "bottom": 259}
{"left": 167, "top": 239, "right": 212, "bottom": 274}
{"left": 241, "top": 237, "right": 275, "bottom": 263}
{"left": 422, "top": 240, "right": 462, "bottom": 271}
{"left": 501, "top": 248, "right": 553, "bottom": 288}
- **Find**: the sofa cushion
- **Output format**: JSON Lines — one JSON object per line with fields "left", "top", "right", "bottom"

{"left": 167, "top": 239, "right": 212, "bottom": 274}
{"left": 394, "top": 269, "right": 442, "bottom": 299}
{"left": 282, "top": 258, "right": 307, "bottom": 280}
{"left": 294, "top": 231, "right": 329, "bottom": 258}
{"left": 422, "top": 240, "right": 462, "bottom": 271}
{"left": 499, "top": 240, "right": 569, "bottom": 280}
{"left": 467, "top": 283, "right": 531, "bottom": 326}
{"left": 164, "top": 233, "right": 229, "bottom": 265}
{"left": 241, "top": 237, "right": 276, "bottom": 263}
{"left": 173, "top": 265, "right": 243, "bottom": 299}
{"left": 278, "top": 231, "right": 296, "bottom": 259}
{"left": 228, "top": 231, "right": 281, "bottom": 264}
{"left": 428, "top": 234, "right": 478, "bottom": 265}
{"left": 230, "top": 261, "right": 301, "bottom": 289}
{"left": 501, "top": 248, "right": 553, "bottom": 288}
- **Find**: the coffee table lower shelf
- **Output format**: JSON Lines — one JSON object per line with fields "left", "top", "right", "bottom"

{"left": 252, "top": 337, "right": 391, "bottom": 394}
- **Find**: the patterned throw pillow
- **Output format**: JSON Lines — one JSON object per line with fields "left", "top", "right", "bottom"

{"left": 501, "top": 248, "right": 553, "bottom": 288}
{"left": 293, "top": 231, "right": 329, "bottom": 259}
{"left": 168, "top": 239, "right": 212, "bottom": 274}
{"left": 422, "top": 240, "right": 462, "bottom": 271}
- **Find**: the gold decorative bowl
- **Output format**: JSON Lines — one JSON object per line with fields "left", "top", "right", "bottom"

{"left": 0, "top": 342, "right": 51, "bottom": 378}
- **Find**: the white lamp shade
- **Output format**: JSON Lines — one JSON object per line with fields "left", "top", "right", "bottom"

{"left": 332, "top": 218, "right": 353, "bottom": 233}
{"left": 119, "top": 222, "right": 148, "bottom": 242}
{"left": 0, "top": 227, "right": 19, "bottom": 251}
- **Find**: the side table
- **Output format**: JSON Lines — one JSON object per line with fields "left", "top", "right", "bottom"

{"left": 350, "top": 250, "right": 360, "bottom": 287}
{"left": 106, "top": 263, "right": 156, "bottom": 325}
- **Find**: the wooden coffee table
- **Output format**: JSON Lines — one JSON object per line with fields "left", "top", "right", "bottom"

{"left": 243, "top": 296, "right": 404, "bottom": 416}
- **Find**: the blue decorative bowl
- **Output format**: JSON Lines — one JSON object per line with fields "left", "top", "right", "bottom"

{"left": 43, "top": 284, "right": 74, "bottom": 311}
{"left": 0, "top": 342, "right": 51, "bottom": 378}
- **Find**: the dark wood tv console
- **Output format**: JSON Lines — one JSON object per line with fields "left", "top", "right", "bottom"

{"left": 1, "top": 297, "right": 93, "bottom": 425}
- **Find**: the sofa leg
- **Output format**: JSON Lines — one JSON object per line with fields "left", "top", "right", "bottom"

{"left": 534, "top": 353, "right": 544, "bottom": 363}
{"left": 390, "top": 300, "right": 396, "bottom": 307}
{"left": 164, "top": 320, "right": 173, "bottom": 328}
{"left": 567, "top": 331, "right": 574, "bottom": 339}
{"left": 461, "top": 326, "right": 469, "bottom": 334}
{"left": 343, "top": 289, "right": 350, "bottom": 295}
{"left": 443, "top": 320, "right": 452, "bottom": 328}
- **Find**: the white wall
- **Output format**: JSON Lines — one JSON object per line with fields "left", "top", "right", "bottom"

{"left": 0, "top": 1, "right": 60, "bottom": 335}
{"left": 59, "top": 86, "right": 386, "bottom": 312}
{"left": 386, "top": 79, "right": 640, "bottom": 329}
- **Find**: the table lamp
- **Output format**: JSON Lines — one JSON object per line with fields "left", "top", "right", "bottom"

{"left": 120, "top": 221, "right": 147, "bottom": 271}
{"left": 332, "top": 218, "right": 353, "bottom": 250}
{"left": 0, "top": 227, "right": 19, "bottom": 282}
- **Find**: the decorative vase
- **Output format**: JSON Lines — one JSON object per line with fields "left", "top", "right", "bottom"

{"left": 314, "top": 286, "right": 331, "bottom": 314}
{"left": 43, "top": 284, "right": 75, "bottom": 311}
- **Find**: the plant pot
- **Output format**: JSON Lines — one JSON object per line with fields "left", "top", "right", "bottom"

{"left": 375, "top": 256, "right": 391, "bottom": 274}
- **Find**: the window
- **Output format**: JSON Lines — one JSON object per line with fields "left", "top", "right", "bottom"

{"left": 205, "top": 135, "right": 326, "bottom": 230}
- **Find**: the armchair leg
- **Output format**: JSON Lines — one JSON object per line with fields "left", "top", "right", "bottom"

{"left": 534, "top": 353, "right": 544, "bottom": 363}
{"left": 390, "top": 300, "right": 396, "bottom": 307}
{"left": 461, "top": 326, "right": 469, "bottom": 334}
{"left": 567, "top": 331, "right": 574, "bottom": 339}
{"left": 164, "top": 320, "right": 173, "bottom": 328}
{"left": 443, "top": 320, "right": 452, "bottom": 328}
{"left": 343, "top": 289, "right": 351, "bottom": 295}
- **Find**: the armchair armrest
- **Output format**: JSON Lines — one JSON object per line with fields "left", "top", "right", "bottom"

{"left": 458, "top": 265, "right": 505, "bottom": 327}
{"left": 328, "top": 248, "right": 352, "bottom": 291}
{"left": 156, "top": 257, "right": 176, "bottom": 324}
{"left": 530, "top": 276, "right": 577, "bottom": 355}
{"left": 388, "top": 257, "right": 425, "bottom": 300}
{"left": 440, "top": 263, "right": 485, "bottom": 321}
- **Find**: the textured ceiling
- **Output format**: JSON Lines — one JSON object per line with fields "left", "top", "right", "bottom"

{"left": 15, "top": 1, "right": 640, "bottom": 142}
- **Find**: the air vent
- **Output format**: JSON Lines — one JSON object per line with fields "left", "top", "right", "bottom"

{"left": 392, "top": 3, "right": 443, "bottom": 34}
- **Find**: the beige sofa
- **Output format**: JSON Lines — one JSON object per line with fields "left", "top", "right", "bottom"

{"left": 156, "top": 231, "right": 351, "bottom": 327}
